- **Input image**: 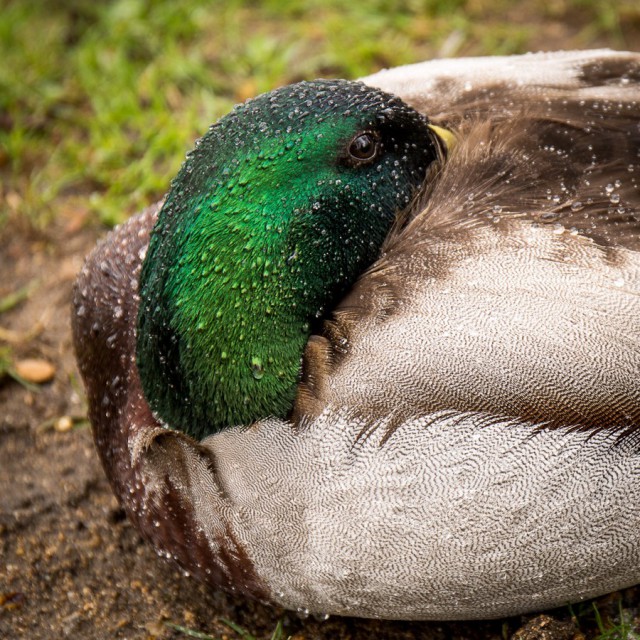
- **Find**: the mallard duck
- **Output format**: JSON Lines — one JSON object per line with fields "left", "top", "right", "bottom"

{"left": 72, "top": 49, "right": 640, "bottom": 621}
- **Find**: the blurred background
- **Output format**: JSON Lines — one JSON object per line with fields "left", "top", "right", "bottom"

{"left": 1, "top": 2, "right": 640, "bottom": 638}
{"left": 1, "top": 0, "right": 639, "bottom": 230}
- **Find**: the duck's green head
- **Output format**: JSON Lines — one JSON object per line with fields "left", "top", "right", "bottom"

{"left": 137, "top": 80, "right": 439, "bottom": 439}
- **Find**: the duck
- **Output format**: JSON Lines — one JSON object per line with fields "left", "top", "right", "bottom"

{"left": 72, "top": 49, "right": 640, "bottom": 621}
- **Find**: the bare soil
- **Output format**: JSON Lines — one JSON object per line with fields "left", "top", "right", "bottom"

{"left": 0, "top": 221, "right": 638, "bottom": 639}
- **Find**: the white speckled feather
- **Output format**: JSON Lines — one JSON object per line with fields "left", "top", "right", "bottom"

{"left": 203, "top": 410, "right": 640, "bottom": 618}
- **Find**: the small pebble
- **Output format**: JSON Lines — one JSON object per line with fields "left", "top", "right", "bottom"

{"left": 55, "top": 416, "right": 74, "bottom": 433}
{"left": 144, "top": 620, "right": 167, "bottom": 637}
{"left": 15, "top": 358, "right": 55, "bottom": 383}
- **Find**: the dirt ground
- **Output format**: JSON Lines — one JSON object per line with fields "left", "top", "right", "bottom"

{"left": 1, "top": 220, "right": 639, "bottom": 639}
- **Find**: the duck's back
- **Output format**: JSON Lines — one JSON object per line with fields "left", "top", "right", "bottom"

{"left": 297, "top": 49, "right": 640, "bottom": 441}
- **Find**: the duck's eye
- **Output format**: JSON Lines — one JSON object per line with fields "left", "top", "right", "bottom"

{"left": 347, "top": 132, "right": 381, "bottom": 164}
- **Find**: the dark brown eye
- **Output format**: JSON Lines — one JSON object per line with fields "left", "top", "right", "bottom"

{"left": 347, "top": 132, "right": 381, "bottom": 163}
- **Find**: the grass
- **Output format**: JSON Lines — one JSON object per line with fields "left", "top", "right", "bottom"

{"left": 568, "top": 598, "right": 640, "bottom": 640}
{"left": 0, "top": 281, "right": 37, "bottom": 388}
{"left": 166, "top": 617, "right": 288, "bottom": 640}
{"left": 1, "top": 0, "right": 638, "bottom": 229}
{"left": 592, "top": 602, "right": 640, "bottom": 640}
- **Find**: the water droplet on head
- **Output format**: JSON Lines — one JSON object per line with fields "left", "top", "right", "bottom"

{"left": 250, "top": 356, "right": 264, "bottom": 380}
